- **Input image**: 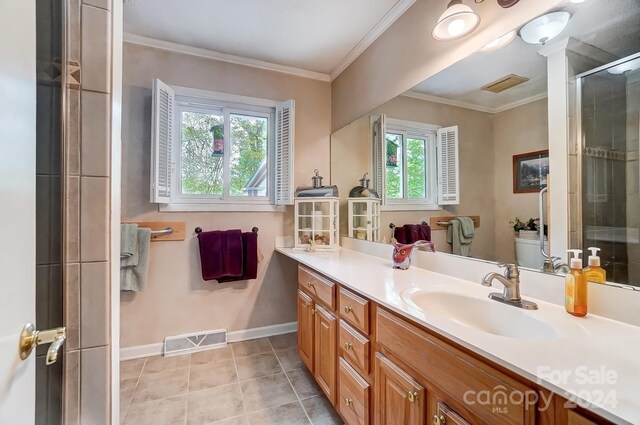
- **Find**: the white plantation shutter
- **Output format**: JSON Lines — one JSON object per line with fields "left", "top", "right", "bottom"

{"left": 275, "top": 99, "right": 295, "bottom": 205}
{"left": 150, "top": 78, "right": 175, "bottom": 203}
{"left": 372, "top": 114, "right": 386, "bottom": 205}
{"left": 437, "top": 125, "right": 460, "bottom": 205}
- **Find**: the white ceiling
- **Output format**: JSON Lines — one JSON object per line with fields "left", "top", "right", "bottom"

{"left": 123, "top": 0, "right": 405, "bottom": 75}
{"left": 410, "top": 0, "right": 640, "bottom": 112}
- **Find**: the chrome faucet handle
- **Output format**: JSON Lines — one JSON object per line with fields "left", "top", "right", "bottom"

{"left": 497, "top": 263, "right": 519, "bottom": 280}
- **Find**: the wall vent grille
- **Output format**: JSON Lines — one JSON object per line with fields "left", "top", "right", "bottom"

{"left": 163, "top": 328, "right": 227, "bottom": 357}
{"left": 481, "top": 74, "right": 529, "bottom": 93}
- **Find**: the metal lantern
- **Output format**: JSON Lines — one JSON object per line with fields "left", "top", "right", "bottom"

{"left": 294, "top": 169, "right": 340, "bottom": 251}
{"left": 348, "top": 198, "right": 380, "bottom": 242}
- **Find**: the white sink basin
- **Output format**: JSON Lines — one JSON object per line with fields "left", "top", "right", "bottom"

{"left": 402, "top": 290, "right": 559, "bottom": 340}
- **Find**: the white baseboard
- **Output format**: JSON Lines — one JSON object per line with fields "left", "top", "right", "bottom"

{"left": 120, "top": 321, "right": 298, "bottom": 361}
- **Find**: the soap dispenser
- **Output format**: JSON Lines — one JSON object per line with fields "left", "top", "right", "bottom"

{"left": 583, "top": 247, "right": 606, "bottom": 284}
{"left": 566, "top": 249, "right": 588, "bottom": 317}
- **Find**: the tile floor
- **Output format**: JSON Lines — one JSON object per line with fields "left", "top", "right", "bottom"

{"left": 120, "top": 332, "right": 344, "bottom": 425}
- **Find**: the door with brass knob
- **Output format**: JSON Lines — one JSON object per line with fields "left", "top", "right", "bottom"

{"left": 374, "top": 353, "right": 425, "bottom": 425}
{"left": 19, "top": 323, "right": 66, "bottom": 365}
{"left": 297, "top": 290, "right": 315, "bottom": 372}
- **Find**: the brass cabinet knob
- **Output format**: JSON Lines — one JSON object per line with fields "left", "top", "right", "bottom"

{"left": 19, "top": 323, "right": 66, "bottom": 365}
{"left": 433, "top": 415, "right": 446, "bottom": 425}
{"left": 311, "top": 308, "right": 316, "bottom": 315}
{"left": 344, "top": 342, "right": 353, "bottom": 351}
{"left": 344, "top": 397, "right": 353, "bottom": 407}
{"left": 344, "top": 306, "right": 353, "bottom": 314}
{"left": 307, "top": 281, "right": 315, "bottom": 288}
{"left": 407, "top": 391, "right": 418, "bottom": 403}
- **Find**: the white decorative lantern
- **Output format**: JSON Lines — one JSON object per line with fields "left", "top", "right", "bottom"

{"left": 348, "top": 198, "right": 380, "bottom": 242}
{"left": 294, "top": 197, "right": 340, "bottom": 251}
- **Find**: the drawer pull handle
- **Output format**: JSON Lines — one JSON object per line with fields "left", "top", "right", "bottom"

{"left": 344, "top": 342, "right": 353, "bottom": 351}
{"left": 307, "top": 281, "right": 315, "bottom": 288}
{"left": 344, "top": 306, "right": 353, "bottom": 314}
{"left": 304, "top": 302, "right": 310, "bottom": 308}
{"left": 344, "top": 397, "right": 353, "bottom": 407}
{"left": 311, "top": 309, "right": 316, "bottom": 315}
{"left": 407, "top": 391, "right": 418, "bottom": 403}
{"left": 433, "top": 414, "right": 446, "bottom": 425}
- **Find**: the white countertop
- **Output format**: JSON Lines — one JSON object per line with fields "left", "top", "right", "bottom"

{"left": 276, "top": 247, "right": 640, "bottom": 425}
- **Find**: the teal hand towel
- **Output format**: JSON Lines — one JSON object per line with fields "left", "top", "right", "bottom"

{"left": 120, "top": 223, "right": 139, "bottom": 266}
{"left": 446, "top": 217, "right": 475, "bottom": 257}
{"left": 120, "top": 228, "right": 151, "bottom": 292}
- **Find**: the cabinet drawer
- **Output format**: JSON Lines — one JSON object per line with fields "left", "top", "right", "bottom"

{"left": 339, "top": 358, "right": 370, "bottom": 425}
{"left": 339, "top": 287, "right": 370, "bottom": 334}
{"left": 340, "top": 320, "right": 370, "bottom": 375}
{"left": 376, "top": 308, "right": 535, "bottom": 425}
{"left": 299, "top": 266, "right": 336, "bottom": 310}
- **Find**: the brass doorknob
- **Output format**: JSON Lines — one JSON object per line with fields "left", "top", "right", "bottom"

{"left": 19, "top": 323, "right": 66, "bottom": 365}
{"left": 407, "top": 391, "right": 418, "bottom": 403}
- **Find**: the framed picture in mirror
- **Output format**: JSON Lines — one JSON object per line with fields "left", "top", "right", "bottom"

{"left": 513, "top": 150, "right": 549, "bottom": 193}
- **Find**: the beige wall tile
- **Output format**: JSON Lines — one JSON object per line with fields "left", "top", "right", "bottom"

{"left": 67, "top": 89, "right": 81, "bottom": 175}
{"left": 80, "top": 346, "right": 110, "bottom": 425}
{"left": 81, "top": 262, "right": 110, "bottom": 348}
{"left": 83, "top": 0, "right": 111, "bottom": 11}
{"left": 81, "top": 5, "right": 111, "bottom": 93}
{"left": 68, "top": 0, "right": 81, "bottom": 64}
{"left": 66, "top": 176, "right": 80, "bottom": 263}
{"left": 64, "top": 350, "right": 80, "bottom": 425}
{"left": 81, "top": 91, "right": 111, "bottom": 176}
{"left": 80, "top": 176, "right": 109, "bottom": 262}
{"left": 65, "top": 263, "right": 81, "bottom": 350}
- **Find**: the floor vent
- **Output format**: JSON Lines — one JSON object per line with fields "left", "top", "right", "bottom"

{"left": 481, "top": 74, "right": 529, "bottom": 93}
{"left": 163, "top": 329, "right": 227, "bottom": 357}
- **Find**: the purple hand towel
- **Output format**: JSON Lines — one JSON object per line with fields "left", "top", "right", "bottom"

{"left": 218, "top": 232, "right": 258, "bottom": 283}
{"left": 403, "top": 224, "right": 431, "bottom": 244}
{"left": 197, "top": 229, "right": 243, "bottom": 281}
{"left": 393, "top": 226, "right": 407, "bottom": 244}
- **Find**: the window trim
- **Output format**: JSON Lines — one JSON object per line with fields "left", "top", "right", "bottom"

{"left": 159, "top": 86, "right": 281, "bottom": 212}
{"left": 382, "top": 118, "right": 441, "bottom": 211}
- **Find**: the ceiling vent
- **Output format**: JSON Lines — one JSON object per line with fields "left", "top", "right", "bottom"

{"left": 481, "top": 74, "right": 529, "bottom": 93}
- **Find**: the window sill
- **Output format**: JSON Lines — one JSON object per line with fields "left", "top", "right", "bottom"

{"left": 159, "top": 203, "right": 287, "bottom": 213}
{"left": 381, "top": 204, "right": 443, "bottom": 212}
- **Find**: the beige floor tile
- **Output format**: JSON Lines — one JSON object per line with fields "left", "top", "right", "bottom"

{"left": 211, "top": 416, "right": 248, "bottom": 425}
{"left": 131, "top": 367, "right": 189, "bottom": 405}
{"left": 120, "top": 358, "right": 145, "bottom": 380}
{"left": 119, "top": 378, "right": 137, "bottom": 423}
{"left": 240, "top": 373, "right": 298, "bottom": 413}
{"left": 246, "top": 401, "right": 310, "bottom": 425}
{"left": 187, "top": 383, "right": 244, "bottom": 425}
{"left": 275, "top": 348, "right": 304, "bottom": 372}
{"left": 231, "top": 338, "right": 272, "bottom": 358}
{"left": 142, "top": 354, "right": 190, "bottom": 375}
{"left": 301, "top": 395, "right": 343, "bottom": 425}
{"left": 123, "top": 394, "right": 187, "bottom": 425}
{"left": 287, "top": 368, "right": 322, "bottom": 400}
{"left": 189, "top": 360, "right": 237, "bottom": 392}
{"left": 235, "top": 352, "right": 283, "bottom": 381}
{"left": 191, "top": 346, "right": 233, "bottom": 366}
{"left": 268, "top": 333, "right": 297, "bottom": 351}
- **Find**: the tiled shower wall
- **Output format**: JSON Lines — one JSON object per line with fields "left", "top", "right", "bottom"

{"left": 63, "top": 0, "right": 114, "bottom": 423}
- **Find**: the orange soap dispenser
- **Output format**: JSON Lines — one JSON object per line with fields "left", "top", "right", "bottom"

{"left": 565, "top": 249, "right": 588, "bottom": 317}
{"left": 584, "top": 247, "right": 606, "bottom": 283}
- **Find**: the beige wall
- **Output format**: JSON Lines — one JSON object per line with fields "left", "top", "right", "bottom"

{"left": 493, "top": 98, "right": 549, "bottom": 263}
{"left": 331, "top": 0, "right": 563, "bottom": 131}
{"left": 121, "top": 43, "right": 331, "bottom": 348}
{"left": 331, "top": 95, "right": 496, "bottom": 260}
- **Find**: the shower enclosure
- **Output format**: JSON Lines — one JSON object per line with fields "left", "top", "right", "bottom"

{"left": 578, "top": 53, "right": 640, "bottom": 286}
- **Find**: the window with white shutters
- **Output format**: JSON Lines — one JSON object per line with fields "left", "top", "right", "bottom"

{"left": 437, "top": 126, "right": 460, "bottom": 205}
{"left": 149, "top": 79, "right": 294, "bottom": 211}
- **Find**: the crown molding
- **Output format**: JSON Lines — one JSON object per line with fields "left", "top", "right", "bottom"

{"left": 402, "top": 90, "right": 548, "bottom": 114}
{"left": 329, "top": 0, "right": 417, "bottom": 81}
{"left": 123, "top": 33, "right": 331, "bottom": 82}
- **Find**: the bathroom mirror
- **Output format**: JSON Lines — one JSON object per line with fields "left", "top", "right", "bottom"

{"left": 330, "top": 0, "right": 640, "bottom": 288}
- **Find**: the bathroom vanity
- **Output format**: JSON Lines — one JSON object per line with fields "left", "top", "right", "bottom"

{"left": 278, "top": 247, "right": 640, "bottom": 425}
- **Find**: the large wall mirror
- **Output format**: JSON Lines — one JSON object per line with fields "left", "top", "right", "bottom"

{"left": 331, "top": 0, "right": 640, "bottom": 289}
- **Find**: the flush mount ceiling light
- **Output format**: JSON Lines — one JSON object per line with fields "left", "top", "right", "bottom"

{"left": 569, "top": 0, "right": 586, "bottom": 3}
{"left": 607, "top": 57, "right": 640, "bottom": 75}
{"left": 432, "top": 0, "right": 481, "bottom": 41}
{"left": 480, "top": 30, "right": 516, "bottom": 52}
{"left": 519, "top": 11, "right": 570, "bottom": 45}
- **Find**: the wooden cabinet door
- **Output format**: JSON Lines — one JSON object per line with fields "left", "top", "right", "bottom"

{"left": 314, "top": 304, "right": 337, "bottom": 404}
{"left": 374, "top": 353, "right": 425, "bottom": 425}
{"left": 434, "top": 401, "right": 470, "bottom": 425}
{"left": 297, "top": 289, "right": 315, "bottom": 372}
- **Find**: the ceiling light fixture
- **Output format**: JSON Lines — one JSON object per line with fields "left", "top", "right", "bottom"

{"left": 519, "top": 11, "right": 570, "bottom": 45}
{"left": 432, "top": 0, "right": 481, "bottom": 41}
{"left": 480, "top": 30, "right": 516, "bottom": 52}
{"left": 569, "top": 0, "right": 586, "bottom": 3}
{"left": 607, "top": 57, "right": 640, "bottom": 75}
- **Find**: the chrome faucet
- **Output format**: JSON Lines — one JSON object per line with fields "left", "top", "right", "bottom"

{"left": 481, "top": 263, "right": 538, "bottom": 310}
{"left": 542, "top": 256, "right": 571, "bottom": 274}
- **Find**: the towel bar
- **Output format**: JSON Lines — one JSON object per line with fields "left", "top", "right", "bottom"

{"left": 195, "top": 227, "right": 259, "bottom": 234}
{"left": 151, "top": 227, "right": 174, "bottom": 235}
